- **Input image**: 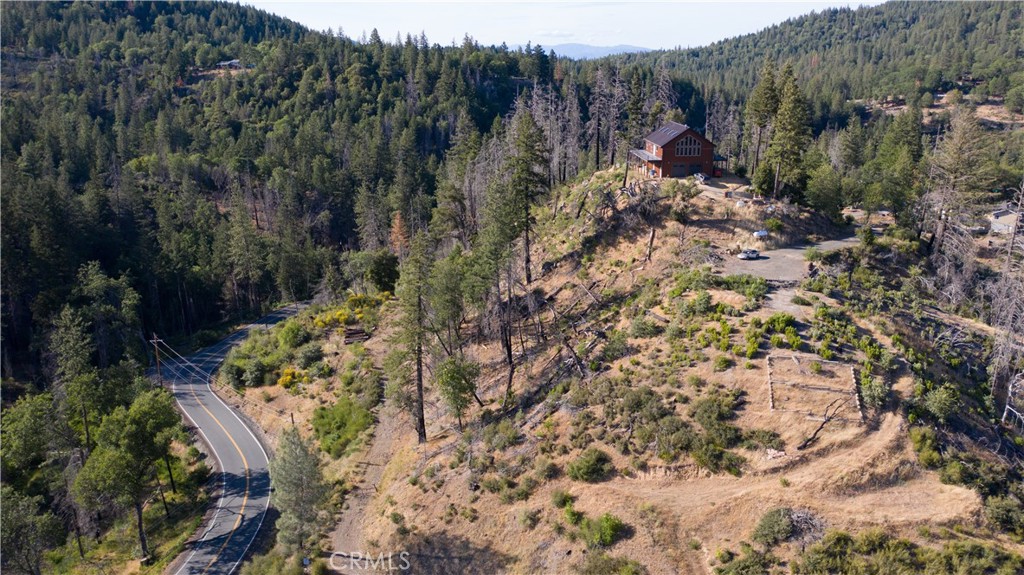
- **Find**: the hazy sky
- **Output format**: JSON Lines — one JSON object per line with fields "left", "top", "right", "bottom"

{"left": 250, "top": 1, "right": 884, "bottom": 51}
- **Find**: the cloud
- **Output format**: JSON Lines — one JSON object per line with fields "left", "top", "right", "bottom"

{"left": 535, "top": 30, "right": 576, "bottom": 39}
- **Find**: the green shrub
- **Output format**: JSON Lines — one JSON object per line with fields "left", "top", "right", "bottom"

{"left": 580, "top": 513, "right": 627, "bottom": 548}
{"left": 294, "top": 342, "right": 324, "bottom": 369}
{"left": 860, "top": 373, "right": 888, "bottom": 409}
{"left": 791, "top": 295, "right": 812, "bottom": 306}
{"left": 741, "top": 429, "right": 784, "bottom": 450}
{"left": 277, "top": 319, "right": 310, "bottom": 349}
{"left": 984, "top": 495, "right": 1024, "bottom": 536}
{"left": 483, "top": 419, "right": 522, "bottom": 451}
{"left": 752, "top": 507, "right": 793, "bottom": 547}
{"left": 500, "top": 475, "right": 539, "bottom": 503}
{"left": 564, "top": 500, "right": 584, "bottom": 525}
{"left": 794, "top": 529, "right": 1024, "bottom": 573}
{"left": 480, "top": 475, "right": 512, "bottom": 493}
{"left": 630, "top": 317, "right": 664, "bottom": 338}
{"left": 715, "top": 547, "right": 774, "bottom": 575}
{"left": 765, "top": 313, "right": 796, "bottom": 333}
{"left": 764, "top": 217, "right": 784, "bottom": 233}
{"left": 691, "top": 439, "right": 744, "bottom": 475}
{"left": 600, "top": 330, "right": 630, "bottom": 363}
{"left": 713, "top": 356, "right": 733, "bottom": 372}
{"left": 923, "top": 383, "right": 959, "bottom": 424}
{"left": 665, "top": 321, "right": 685, "bottom": 340}
{"left": 909, "top": 427, "right": 942, "bottom": 468}
{"left": 567, "top": 448, "right": 614, "bottom": 482}
{"left": 240, "top": 549, "right": 303, "bottom": 575}
{"left": 519, "top": 508, "right": 540, "bottom": 530}
{"left": 362, "top": 249, "right": 400, "bottom": 293}
{"left": 312, "top": 395, "right": 373, "bottom": 457}
{"left": 534, "top": 457, "right": 559, "bottom": 479}
{"left": 551, "top": 489, "right": 574, "bottom": 508}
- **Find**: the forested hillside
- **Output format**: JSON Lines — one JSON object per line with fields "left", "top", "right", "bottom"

{"left": 619, "top": 1, "right": 1024, "bottom": 129}
{"left": 2, "top": 2, "right": 1024, "bottom": 573}
{"left": 4, "top": 1, "right": 1021, "bottom": 382}
{"left": 0, "top": 1, "right": 707, "bottom": 382}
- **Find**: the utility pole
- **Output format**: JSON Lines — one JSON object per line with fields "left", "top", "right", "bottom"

{"left": 151, "top": 333, "right": 163, "bottom": 386}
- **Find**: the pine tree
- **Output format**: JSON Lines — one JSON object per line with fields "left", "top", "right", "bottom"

{"left": 745, "top": 59, "right": 780, "bottom": 173}
{"left": 392, "top": 232, "right": 433, "bottom": 443}
{"left": 839, "top": 115, "right": 865, "bottom": 172}
{"left": 805, "top": 162, "right": 844, "bottom": 221}
{"left": 435, "top": 356, "right": 482, "bottom": 430}
{"left": 269, "top": 427, "right": 329, "bottom": 551}
{"left": 433, "top": 113, "right": 481, "bottom": 247}
{"left": 625, "top": 72, "right": 646, "bottom": 148}
{"left": 227, "top": 195, "right": 268, "bottom": 312}
{"left": 50, "top": 306, "right": 100, "bottom": 451}
{"left": 506, "top": 107, "right": 549, "bottom": 284}
{"left": 764, "top": 63, "right": 811, "bottom": 198}
{"left": 427, "top": 245, "right": 467, "bottom": 357}
{"left": 924, "top": 107, "right": 995, "bottom": 304}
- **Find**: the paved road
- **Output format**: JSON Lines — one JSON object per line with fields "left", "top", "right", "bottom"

{"left": 161, "top": 305, "right": 302, "bottom": 575}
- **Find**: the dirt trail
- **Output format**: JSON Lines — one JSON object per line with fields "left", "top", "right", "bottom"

{"left": 326, "top": 400, "right": 403, "bottom": 570}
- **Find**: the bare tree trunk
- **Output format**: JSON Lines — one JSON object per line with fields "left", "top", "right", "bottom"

{"left": 524, "top": 204, "right": 532, "bottom": 284}
{"left": 646, "top": 225, "right": 656, "bottom": 262}
{"left": 415, "top": 322, "right": 426, "bottom": 444}
{"left": 134, "top": 500, "right": 150, "bottom": 558}
{"left": 163, "top": 453, "right": 177, "bottom": 493}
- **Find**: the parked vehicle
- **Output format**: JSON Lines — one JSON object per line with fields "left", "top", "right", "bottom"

{"left": 737, "top": 249, "right": 760, "bottom": 260}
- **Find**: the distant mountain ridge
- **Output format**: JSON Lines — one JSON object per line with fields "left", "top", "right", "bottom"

{"left": 547, "top": 43, "right": 650, "bottom": 59}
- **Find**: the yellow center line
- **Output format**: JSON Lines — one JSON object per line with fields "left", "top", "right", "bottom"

{"left": 188, "top": 380, "right": 251, "bottom": 573}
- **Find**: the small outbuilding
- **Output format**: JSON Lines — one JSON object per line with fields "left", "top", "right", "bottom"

{"left": 988, "top": 208, "right": 1019, "bottom": 235}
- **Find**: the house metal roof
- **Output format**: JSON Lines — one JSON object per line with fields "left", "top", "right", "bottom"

{"left": 645, "top": 121, "right": 691, "bottom": 147}
{"left": 629, "top": 148, "right": 660, "bottom": 162}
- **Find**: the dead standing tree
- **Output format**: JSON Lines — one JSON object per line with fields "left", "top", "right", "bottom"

{"left": 993, "top": 179, "right": 1024, "bottom": 424}
{"left": 622, "top": 181, "right": 662, "bottom": 263}
{"left": 921, "top": 107, "right": 995, "bottom": 308}
{"left": 588, "top": 65, "right": 625, "bottom": 171}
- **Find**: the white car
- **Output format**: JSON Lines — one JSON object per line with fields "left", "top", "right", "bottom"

{"left": 753, "top": 230, "right": 769, "bottom": 238}
{"left": 737, "top": 249, "right": 760, "bottom": 260}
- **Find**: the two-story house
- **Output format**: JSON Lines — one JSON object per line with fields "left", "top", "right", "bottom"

{"left": 628, "top": 121, "right": 716, "bottom": 179}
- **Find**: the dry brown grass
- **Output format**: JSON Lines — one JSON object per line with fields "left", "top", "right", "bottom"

{"left": 224, "top": 171, "right": 1003, "bottom": 573}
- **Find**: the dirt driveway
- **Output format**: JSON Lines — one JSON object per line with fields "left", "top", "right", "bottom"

{"left": 719, "top": 234, "right": 859, "bottom": 282}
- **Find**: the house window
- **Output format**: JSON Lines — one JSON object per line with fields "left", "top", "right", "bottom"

{"left": 675, "top": 136, "right": 701, "bottom": 157}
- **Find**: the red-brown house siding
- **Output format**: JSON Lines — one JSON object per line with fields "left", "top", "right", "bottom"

{"left": 632, "top": 123, "right": 715, "bottom": 178}
{"left": 660, "top": 135, "right": 714, "bottom": 177}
